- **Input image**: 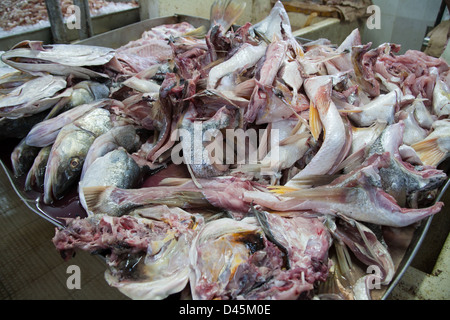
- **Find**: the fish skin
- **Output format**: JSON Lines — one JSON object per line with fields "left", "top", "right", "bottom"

{"left": 368, "top": 121, "right": 447, "bottom": 207}
{"left": 249, "top": 1, "right": 302, "bottom": 56}
{"left": 79, "top": 148, "right": 142, "bottom": 215}
{"left": 43, "top": 108, "right": 113, "bottom": 204}
{"left": 24, "top": 145, "right": 51, "bottom": 191}
{"left": 244, "top": 153, "right": 445, "bottom": 227}
{"left": 286, "top": 75, "right": 346, "bottom": 187}
{"left": 412, "top": 119, "right": 450, "bottom": 167}
{"left": 48, "top": 80, "right": 110, "bottom": 117}
{"left": 207, "top": 42, "right": 267, "bottom": 89}
{"left": 259, "top": 120, "right": 310, "bottom": 182}
{"left": 0, "top": 75, "right": 67, "bottom": 118}
{"left": 432, "top": 77, "right": 450, "bottom": 117}
{"left": 10, "top": 138, "right": 40, "bottom": 178}
{"left": 80, "top": 125, "right": 141, "bottom": 180}
{"left": 25, "top": 100, "right": 111, "bottom": 147}
{"left": 180, "top": 104, "right": 240, "bottom": 178}
{"left": 83, "top": 177, "right": 255, "bottom": 217}
{"left": 1, "top": 41, "right": 115, "bottom": 79}
{"left": 331, "top": 215, "right": 395, "bottom": 285}
{"left": 0, "top": 110, "right": 48, "bottom": 140}
{"left": 348, "top": 89, "right": 403, "bottom": 127}
{"left": 245, "top": 40, "right": 288, "bottom": 124}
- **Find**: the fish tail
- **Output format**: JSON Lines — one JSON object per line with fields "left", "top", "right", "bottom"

{"left": 183, "top": 26, "right": 207, "bottom": 38}
{"left": 158, "top": 177, "right": 193, "bottom": 186}
{"left": 411, "top": 137, "right": 446, "bottom": 167}
{"left": 309, "top": 100, "right": 322, "bottom": 141}
{"left": 283, "top": 187, "right": 347, "bottom": 200}
{"left": 279, "top": 132, "right": 310, "bottom": 146}
{"left": 210, "top": 0, "right": 246, "bottom": 31}
{"left": 267, "top": 185, "right": 300, "bottom": 195}
{"left": 83, "top": 186, "right": 111, "bottom": 212}
{"left": 289, "top": 174, "right": 341, "bottom": 187}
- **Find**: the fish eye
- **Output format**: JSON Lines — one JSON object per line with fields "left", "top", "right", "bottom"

{"left": 69, "top": 157, "right": 81, "bottom": 169}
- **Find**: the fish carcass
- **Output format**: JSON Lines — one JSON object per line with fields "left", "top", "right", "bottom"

{"left": 1, "top": 0, "right": 449, "bottom": 301}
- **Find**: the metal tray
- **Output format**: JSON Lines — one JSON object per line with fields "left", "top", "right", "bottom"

{"left": 1, "top": 14, "right": 449, "bottom": 300}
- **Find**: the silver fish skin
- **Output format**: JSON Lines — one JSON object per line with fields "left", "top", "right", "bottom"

{"left": 43, "top": 108, "right": 113, "bottom": 204}
{"left": 80, "top": 125, "right": 141, "bottom": 180}
{"left": 10, "top": 138, "right": 40, "bottom": 177}
{"left": 412, "top": 119, "right": 450, "bottom": 167}
{"left": 46, "top": 80, "right": 110, "bottom": 118}
{"left": 432, "top": 74, "right": 450, "bottom": 117}
{"left": 245, "top": 40, "right": 287, "bottom": 124}
{"left": 1, "top": 41, "right": 115, "bottom": 79}
{"left": 207, "top": 42, "right": 267, "bottom": 89}
{"left": 286, "top": 75, "right": 346, "bottom": 187}
{"left": 26, "top": 100, "right": 110, "bottom": 147}
{"left": 249, "top": 0, "right": 301, "bottom": 53}
{"left": 348, "top": 89, "right": 401, "bottom": 127}
{"left": 82, "top": 176, "right": 255, "bottom": 217}
{"left": 79, "top": 148, "right": 141, "bottom": 215}
{"left": 368, "top": 121, "right": 447, "bottom": 207}
{"left": 180, "top": 104, "right": 240, "bottom": 178}
{"left": 24, "top": 145, "right": 51, "bottom": 191}
{"left": 244, "top": 153, "right": 444, "bottom": 227}
{"left": 0, "top": 75, "right": 67, "bottom": 118}
{"left": 0, "top": 70, "right": 35, "bottom": 95}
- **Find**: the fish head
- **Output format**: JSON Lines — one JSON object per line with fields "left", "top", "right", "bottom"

{"left": 44, "top": 127, "right": 95, "bottom": 203}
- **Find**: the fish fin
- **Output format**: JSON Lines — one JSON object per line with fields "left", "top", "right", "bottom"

{"left": 333, "top": 240, "right": 354, "bottom": 283}
{"left": 202, "top": 57, "right": 225, "bottom": 72}
{"left": 267, "top": 185, "right": 300, "bottom": 195}
{"left": 338, "top": 108, "right": 362, "bottom": 114}
{"left": 283, "top": 187, "right": 347, "bottom": 200}
{"left": 279, "top": 96, "right": 310, "bottom": 130}
{"left": 231, "top": 163, "right": 263, "bottom": 173}
{"left": 290, "top": 117, "right": 304, "bottom": 136}
{"left": 290, "top": 174, "right": 341, "bottom": 186}
{"left": 309, "top": 100, "right": 323, "bottom": 141}
{"left": 279, "top": 132, "right": 310, "bottom": 146}
{"left": 234, "top": 78, "right": 257, "bottom": 99}
{"left": 158, "top": 177, "right": 192, "bottom": 186}
{"left": 333, "top": 147, "right": 366, "bottom": 173}
{"left": 82, "top": 186, "right": 110, "bottom": 211}
{"left": 210, "top": 0, "right": 246, "bottom": 31}
{"left": 253, "top": 28, "right": 271, "bottom": 44}
{"left": 412, "top": 138, "right": 447, "bottom": 167}
{"left": 187, "top": 164, "right": 203, "bottom": 189}
{"left": 183, "top": 26, "right": 207, "bottom": 38}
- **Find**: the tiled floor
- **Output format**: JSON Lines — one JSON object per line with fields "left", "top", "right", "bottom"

{"left": 0, "top": 160, "right": 448, "bottom": 300}
{"left": 0, "top": 167, "right": 127, "bottom": 300}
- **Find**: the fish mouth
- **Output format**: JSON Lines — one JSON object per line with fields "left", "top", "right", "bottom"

{"left": 43, "top": 153, "right": 82, "bottom": 204}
